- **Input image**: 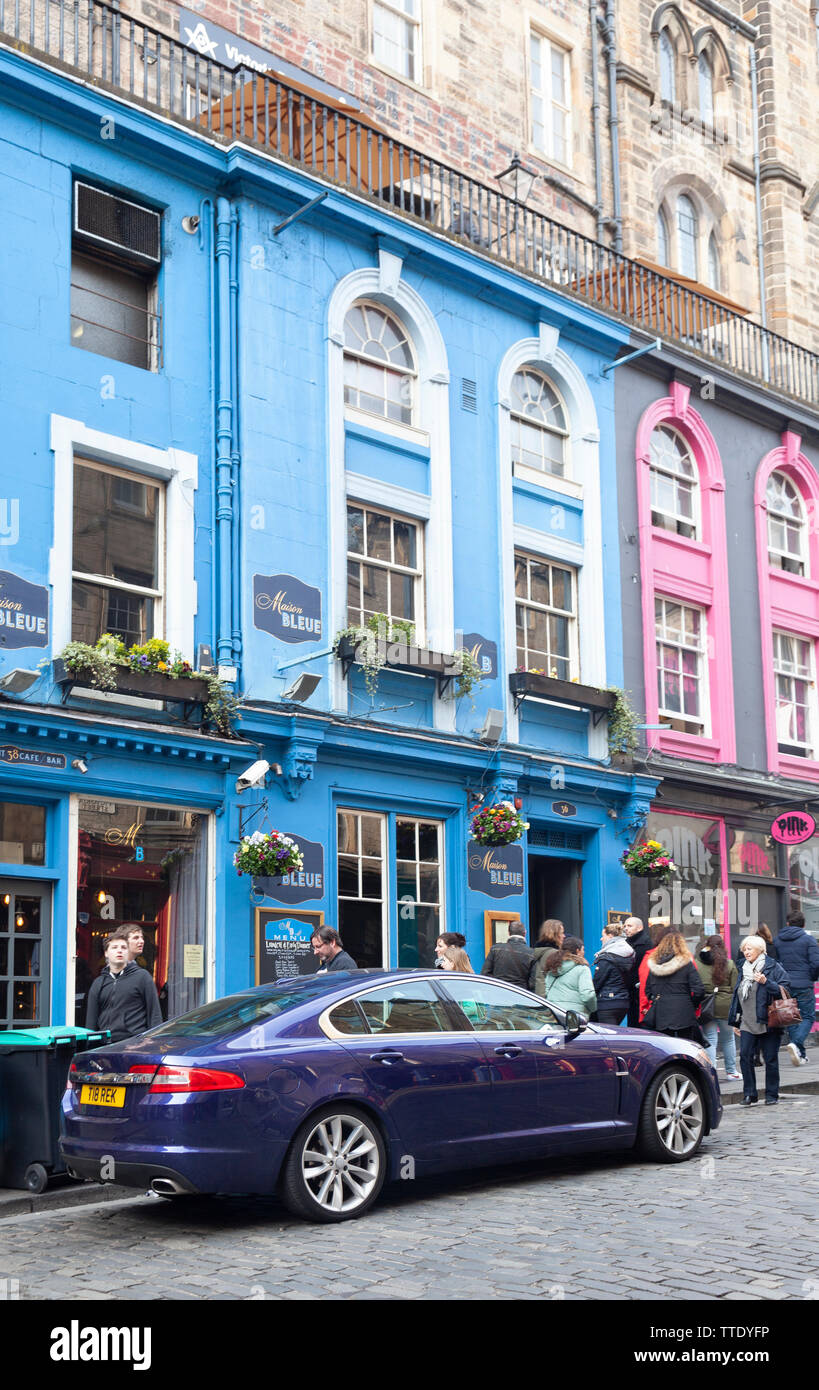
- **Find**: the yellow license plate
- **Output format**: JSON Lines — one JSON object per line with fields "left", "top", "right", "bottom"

{"left": 80, "top": 1085, "right": 126, "bottom": 1108}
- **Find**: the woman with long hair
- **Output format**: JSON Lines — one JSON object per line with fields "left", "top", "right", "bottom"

{"left": 644, "top": 931, "right": 705, "bottom": 1040}
{"left": 434, "top": 931, "right": 466, "bottom": 968}
{"left": 695, "top": 934, "right": 740, "bottom": 1079}
{"left": 540, "top": 935, "right": 596, "bottom": 1016}
{"left": 533, "top": 918, "right": 565, "bottom": 996}
{"left": 440, "top": 946, "right": 474, "bottom": 973}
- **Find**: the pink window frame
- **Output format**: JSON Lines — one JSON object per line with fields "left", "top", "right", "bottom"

{"left": 755, "top": 430, "right": 819, "bottom": 780}
{"left": 636, "top": 381, "right": 736, "bottom": 763}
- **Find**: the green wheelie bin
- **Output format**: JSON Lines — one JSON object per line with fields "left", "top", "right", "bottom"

{"left": 0, "top": 1025, "right": 109, "bottom": 1192}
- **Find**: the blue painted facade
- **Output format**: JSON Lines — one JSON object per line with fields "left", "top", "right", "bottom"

{"left": 0, "top": 45, "right": 656, "bottom": 1025}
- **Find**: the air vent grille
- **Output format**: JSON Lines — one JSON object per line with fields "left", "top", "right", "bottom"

{"left": 461, "top": 378, "right": 477, "bottom": 412}
{"left": 528, "top": 828, "right": 583, "bottom": 852}
{"left": 74, "top": 183, "right": 161, "bottom": 265}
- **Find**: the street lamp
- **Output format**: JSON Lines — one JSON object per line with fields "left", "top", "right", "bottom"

{"left": 496, "top": 153, "right": 537, "bottom": 206}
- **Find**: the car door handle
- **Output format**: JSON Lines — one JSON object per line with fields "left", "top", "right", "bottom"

{"left": 494, "top": 1045, "right": 523, "bottom": 1058}
{"left": 369, "top": 1050, "right": 405, "bottom": 1065}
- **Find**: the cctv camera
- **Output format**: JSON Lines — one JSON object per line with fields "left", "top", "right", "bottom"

{"left": 71, "top": 759, "right": 88, "bottom": 774}
{"left": 235, "top": 759, "right": 270, "bottom": 793}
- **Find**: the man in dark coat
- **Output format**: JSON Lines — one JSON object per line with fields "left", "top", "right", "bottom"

{"left": 481, "top": 924, "right": 537, "bottom": 991}
{"left": 311, "top": 926, "right": 358, "bottom": 973}
{"left": 86, "top": 932, "right": 162, "bottom": 1043}
{"left": 623, "top": 916, "right": 652, "bottom": 1025}
{"left": 775, "top": 910, "right": 819, "bottom": 1065}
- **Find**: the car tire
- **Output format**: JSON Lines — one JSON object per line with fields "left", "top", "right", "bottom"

{"left": 280, "top": 1105, "right": 387, "bottom": 1223}
{"left": 638, "top": 1066, "right": 706, "bottom": 1163}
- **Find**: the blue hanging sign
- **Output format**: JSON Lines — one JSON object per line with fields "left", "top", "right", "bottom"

{"left": 252, "top": 834, "right": 325, "bottom": 904}
{"left": 0, "top": 745, "right": 66, "bottom": 769}
{"left": 459, "top": 632, "right": 498, "bottom": 679}
{"left": 467, "top": 840, "right": 525, "bottom": 898}
{"left": 253, "top": 574, "right": 323, "bottom": 644}
{"left": 0, "top": 571, "right": 49, "bottom": 649}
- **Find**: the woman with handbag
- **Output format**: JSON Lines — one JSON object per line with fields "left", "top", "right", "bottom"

{"left": 728, "top": 935, "right": 793, "bottom": 1106}
{"left": 644, "top": 932, "right": 705, "bottom": 1040}
{"left": 695, "top": 935, "right": 740, "bottom": 1080}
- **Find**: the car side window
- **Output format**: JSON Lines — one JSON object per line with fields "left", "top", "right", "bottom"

{"left": 356, "top": 981, "right": 455, "bottom": 1034}
{"left": 327, "top": 998, "right": 369, "bottom": 1034}
{"left": 439, "top": 977, "right": 562, "bottom": 1032}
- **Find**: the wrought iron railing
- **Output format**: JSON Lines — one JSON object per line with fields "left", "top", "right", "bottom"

{"left": 3, "top": 0, "right": 819, "bottom": 407}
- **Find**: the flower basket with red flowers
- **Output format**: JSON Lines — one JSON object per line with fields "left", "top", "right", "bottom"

{"left": 620, "top": 840, "right": 676, "bottom": 880}
{"left": 470, "top": 801, "right": 529, "bottom": 847}
{"left": 233, "top": 830, "right": 304, "bottom": 878}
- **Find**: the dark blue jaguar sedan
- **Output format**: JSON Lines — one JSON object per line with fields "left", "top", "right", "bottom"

{"left": 61, "top": 970, "right": 721, "bottom": 1222}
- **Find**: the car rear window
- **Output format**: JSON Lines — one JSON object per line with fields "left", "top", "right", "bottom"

{"left": 146, "top": 980, "right": 344, "bottom": 1040}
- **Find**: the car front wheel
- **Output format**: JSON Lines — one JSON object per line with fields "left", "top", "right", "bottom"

{"left": 280, "top": 1106, "right": 386, "bottom": 1222}
{"left": 639, "top": 1067, "right": 705, "bottom": 1163}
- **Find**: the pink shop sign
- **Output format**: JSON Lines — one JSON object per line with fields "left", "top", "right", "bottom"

{"left": 771, "top": 811, "right": 816, "bottom": 846}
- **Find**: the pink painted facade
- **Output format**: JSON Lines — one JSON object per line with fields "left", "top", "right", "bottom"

{"left": 755, "top": 430, "right": 819, "bottom": 781}
{"left": 635, "top": 382, "right": 736, "bottom": 764}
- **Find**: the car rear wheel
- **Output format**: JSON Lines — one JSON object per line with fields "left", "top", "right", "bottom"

{"left": 638, "top": 1067, "right": 705, "bottom": 1163}
{"left": 280, "top": 1106, "right": 386, "bottom": 1222}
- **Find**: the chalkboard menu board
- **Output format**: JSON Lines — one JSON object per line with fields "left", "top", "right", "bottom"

{"left": 254, "top": 908, "right": 323, "bottom": 985}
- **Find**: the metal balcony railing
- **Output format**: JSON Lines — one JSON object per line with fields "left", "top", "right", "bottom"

{"left": 3, "top": 0, "right": 819, "bottom": 407}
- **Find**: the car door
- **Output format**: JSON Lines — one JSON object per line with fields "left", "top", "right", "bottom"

{"left": 325, "top": 978, "right": 495, "bottom": 1172}
{"left": 436, "top": 976, "right": 619, "bottom": 1154}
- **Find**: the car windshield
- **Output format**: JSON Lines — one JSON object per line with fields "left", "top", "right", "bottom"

{"left": 145, "top": 979, "right": 344, "bottom": 1040}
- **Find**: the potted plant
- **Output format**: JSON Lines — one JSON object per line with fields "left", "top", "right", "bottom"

{"left": 234, "top": 830, "right": 304, "bottom": 878}
{"left": 334, "top": 614, "right": 485, "bottom": 701}
{"left": 620, "top": 840, "right": 676, "bottom": 882}
{"left": 470, "top": 801, "right": 529, "bottom": 847}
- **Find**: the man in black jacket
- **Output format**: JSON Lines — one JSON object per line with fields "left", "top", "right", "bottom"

{"left": 86, "top": 932, "right": 163, "bottom": 1043}
{"left": 311, "top": 926, "right": 358, "bottom": 973}
{"left": 481, "top": 924, "right": 537, "bottom": 991}
{"left": 776, "top": 910, "right": 819, "bottom": 1065}
{"left": 624, "top": 916, "right": 652, "bottom": 1025}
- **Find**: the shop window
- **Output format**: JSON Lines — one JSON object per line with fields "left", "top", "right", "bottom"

{"left": 649, "top": 426, "right": 699, "bottom": 538}
{"left": 343, "top": 302, "right": 415, "bottom": 425}
{"left": 75, "top": 798, "right": 208, "bottom": 1027}
{"left": 71, "top": 458, "right": 163, "bottom": 647}
{"left": 514, "top": 551, "right": 577, "bottom": 679}
{"left": 70, "top": 181, "right": 161, "bottom": 371}
{"left": 395, "top": 817, "right": 443, "bottom": 967}
{"left": 0, "top": 888, "right": 48, "bottom": 1026}
{"left": 510, "top": 368, "right": 569, "bottom": 482}
{"left": 337, "top": 809, "right": 387, "bottom": 969}
{"left": 655, "top": 597, "right": 708, "bottom": 735}
{"left": 346, "top": 502, "right": 423, "bottom": 637}
{"left": 0, "top": 802, "right": 46, "bottom": 866}
{"left": 766, "top": 471, "right": 807, "bottom": 575}
{"left": 372, "top": 0, "right": 422, "bottom": 83}
{"left": 530, "top": 31, "right": 571, "bottom": 166}
{"left": 773, "top": 631, "right": 816, "bottom": 759}
{"left": 644, "top": 811, "right": 723, "bottom": 936}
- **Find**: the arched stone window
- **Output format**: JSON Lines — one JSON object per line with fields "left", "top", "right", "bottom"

{"left": 677, "top": 195, "right": 699, "bottom": 279}
{"left": 660, "top": 29, "right": 676, "bottom": 102}
{"left": 698, "top": 50, "right": 714, "bottom": 126}
{"left": 657, "top": 207, "right": 670, "bottom": 266}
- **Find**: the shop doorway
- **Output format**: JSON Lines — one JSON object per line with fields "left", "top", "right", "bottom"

{"left": 0, "top": 881, "right": 52, "bottom": 1028}
{"left": 527, "top": 856, "right": 583, "bottom": 944}
{"left": 728, "top": 879, "right": 785, "bottom": 955}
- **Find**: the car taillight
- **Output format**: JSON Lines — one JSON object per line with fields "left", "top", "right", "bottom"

{"left": 127, "top": 1064, "right": 245, "bottom": 1092}
{"left": 66, "top": 1062, "right": 79, "bottom": 1091}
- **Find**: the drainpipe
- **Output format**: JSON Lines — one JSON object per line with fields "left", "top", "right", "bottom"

{"left": 599, "top": 0, "right": 623, "bottom": 253}
{"left": 214, "top": 197, "right": 235, "bottom": 670}
{"left": 589, "top": 0, "right": 606, "bottom": 243}
{"left": 229, "top": 206, "right": 242, "bottom": 674}
{"left": 201, "top": 198, "right": 217, "bottom": 660}
{"left": 749, "top": 44, "right": 768, "bottom": 333}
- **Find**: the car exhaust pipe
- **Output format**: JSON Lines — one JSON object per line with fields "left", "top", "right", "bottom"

{"left": 150, "top": 1177, "right": 187, "bottom": 1196}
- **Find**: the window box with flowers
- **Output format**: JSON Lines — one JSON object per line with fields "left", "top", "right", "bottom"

{"left": 334, "top": 616, "right": 483, "bottom": 700}
{"left": 509, "top": 669, "right": 616, "bottom": 721}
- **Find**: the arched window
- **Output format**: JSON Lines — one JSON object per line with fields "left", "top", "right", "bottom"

{"left": 677, "top": 194, "right": 699, "bottom": 279}
{"left": 660, "top": 29, "right": 676, "bottom": 103}
{"left": 707, "top": 232, "right": 720, "bottom": 291}
{"left": 649, "top": 424, "right": 699, "bottom": 539}
{"left": 657, "top": 207, "right": 670, "bottom": 266}
{"left": 767, "top": 471, "right": 807, "bottom": 575}
{"left": 509, "top": 368, "right": 569, "bottom": 479}
{"left": 698, "top": 50, "right": 714, "bottom": 126}
{"left": 343, "top": 302, "right": 416, "bottom": 425}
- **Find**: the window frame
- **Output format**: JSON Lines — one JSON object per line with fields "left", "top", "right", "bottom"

{"left": 677, "top": 194, "right": 699, "bottom": 281}
{"left": 659, "top": 28, "right": 677, "bottom": 104}
{"left": 509, "top": 367, "right": 570, "bottom": 484}
{"left": 346, "top": 500, "right": 425, "bottom": 642}
{"left": 336, "top": 808, "right": 389, "bottom": 970}
{"left": 436, "top": 975, "right": 564, "bottom": 1033}
{"left": 343, "top": 301, "right": 417, "bottom": 428}
{"left": 698, "top": 50, "right": 715, "bottom": 126}
{"left": 514, "top": 550, "right": 579, "bottom": 681}
{"left": 71, "top": 456, "right": 166, "bottom": 649}
{"left": 773, "top": 630, "right": 817, "bottom": 759}
{"left": 655, "top": 596, "right": 710, "bottom": 737}
{"left": 529, "top": 28, "right": 572, "bottom": 168}
{"left": 371, "top": 0, "right": 423, "bottom": 86}
{"left": 766, "top": 471, "right": 807, "bottom": 576}
{"left": 649, "top": 424, "right": 700, "bottom": 540}
{"left": 395, "top": 815, "right": 445, "bottom": 965}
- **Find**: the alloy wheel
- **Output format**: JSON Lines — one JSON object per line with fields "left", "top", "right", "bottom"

{"left": 654, "top": 1071, "right": 704, "bottom": 1156}
{"left": 300, "top": 1112, "right": 381, "bottom": 1214}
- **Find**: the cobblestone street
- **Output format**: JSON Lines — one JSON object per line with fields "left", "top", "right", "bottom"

{"left": 2, "top": 1099, "right": 818, "bottom": 1302}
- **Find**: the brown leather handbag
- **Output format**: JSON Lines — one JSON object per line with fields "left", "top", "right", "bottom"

{"left": 767, "top": 987, "right": 801, "bottom": 1030}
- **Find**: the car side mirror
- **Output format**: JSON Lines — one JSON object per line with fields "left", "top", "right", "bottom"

{"left": 565, "top": 1010, "right": 587, "bottom": 1040}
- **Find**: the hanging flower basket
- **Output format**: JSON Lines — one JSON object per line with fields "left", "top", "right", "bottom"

{"left": 470, "top": 802, "right": 529, "bottom": 847}
{"left": 234, "top": 830, "right": 304, "bottom": 878}
{"left": 621, "top": 840, "right": 676, "bottom": 880}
